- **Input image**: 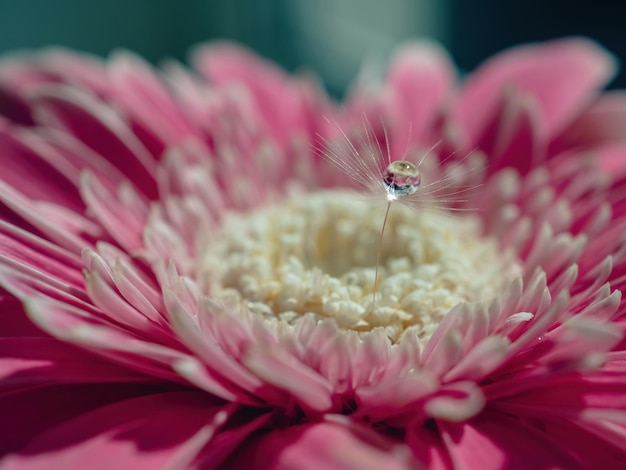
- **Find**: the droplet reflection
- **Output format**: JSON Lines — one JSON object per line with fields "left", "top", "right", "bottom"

{"left": 383, "top": 160, "right": 421, "bottom": 197}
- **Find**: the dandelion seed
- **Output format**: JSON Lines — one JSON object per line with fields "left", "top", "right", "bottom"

{"left": 318, "top": 114, "right": 482, "bottom": 310}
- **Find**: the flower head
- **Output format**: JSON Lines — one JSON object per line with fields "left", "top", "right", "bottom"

{"left": 1, "top": 38, "right": 626, "bottom": 469}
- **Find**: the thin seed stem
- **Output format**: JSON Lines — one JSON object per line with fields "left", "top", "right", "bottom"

{"left": 373, "top": 199, "right": 393, "bottom": 313}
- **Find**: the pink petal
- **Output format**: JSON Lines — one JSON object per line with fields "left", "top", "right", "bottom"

{"left": 29, "top": 86, "right": 158, "bottom": 198}
{"left": 1, "top": 392, "right": 229, "bottom": 470}
{"left": 192, "top": 42, "right": 289, "bottom": 137}
{"left": 424, "top": 381, "right": 486, "bottom": 422}
{"left": 38, "top": 48, "right": 114, "bottom": 98}
{"left": 355, "top": 370, "right": 439, "bottom": 421}
{"left": 491, "top": 366, "right": 626, "bottom": 420}
{"left": 80, "top": 172, "right": 148, "bottom": 252}
{"left": 440, "top": 414, "right": 586, "bottom": 470}
{"left": 227, "top": 417, "right": 419, "bottom": 470}
{"left": 0, "top": 337, "right": 149, "bottom": 388}
{"left": 0, "top": 85, "right": 34, "bottom": 125}
{"left": 406, "top": 425, "right": 453, "bottom": 470}
{"left": 385, "top": 41, "right": 455, "bottom": 152}
{"left": 488, "top": 90, "right": 545, "bottom": 175}
{"left": 30, "top": 127, "right": 129, "bottom": 191}
{"left": 0, "top": 291, "right": 44, "bottom": 337}
{"left": 244, "top": 344, "right": 335, "bottom": 413}
{"left": 0, "top": 54, "right": 61, "bottom": 96}
{"left": 0, "top": 181, "right": 92, "bottom": 252}
{"left": 422, "top": 322, "right": 463, "bottom": 377}
{"left": 192, "top": 41, "right": 325, "bottom": 150}
{"left": 538, "top": 418, "right": 625, "bottom": 467}
{"left": 0, "top": 383, "right": 162, "bottom": 457}
{"left": 550, "top": 91, "right": 626, "bottom": 155}
{"left": 350, "top": 330, "right": 393, "bottom": 387}
{"left": 0, "top": 48, "right": 111, "bottom": 99}
{"left": 163, "top": 289, "right": 268, "bottom": 402}
{"left": 378, "top": 331, "right": 422, "bottom": 382}
{"left": 0, "top": 121, "right": 83, "bottom": 210}
{"left": 0, "top": 221, "right": 84, "bottom": 289}
{"left": 84, "top": 271, "right": 166, "bottom": 340}
{"left": 595, "top": 143, "right": 626, "bottom": 177}
{"left": 108, "top": 51, "right": 196, "bottom": 146}
{"left": 23, "top": 298, "right": 190, "bottom": 385}
{"left": 457, "top": 38, "right": 617, "bottom": 143}
{"left": 443, "top": 336, "right": 510, "bottom": 382}
{"left": 313, "top": 332, "right": 358, "bottom": 393}
{"left": 0, "top": 264, "right": 96, "bottom": 315}
{"left": 195, "top": 414, "right": 271, "bottom": 468}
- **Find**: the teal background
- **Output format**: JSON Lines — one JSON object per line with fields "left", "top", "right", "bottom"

{"left": 0, "top": 0, "right": 624, "bottom": 92}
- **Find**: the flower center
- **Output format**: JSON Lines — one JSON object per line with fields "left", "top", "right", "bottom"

{"left": 198, "top": 191, "right": 519, "bottom": 342}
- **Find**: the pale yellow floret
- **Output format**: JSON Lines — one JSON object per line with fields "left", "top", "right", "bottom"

{"left": 199, "top": 191, "right": 519, "bottom": 343}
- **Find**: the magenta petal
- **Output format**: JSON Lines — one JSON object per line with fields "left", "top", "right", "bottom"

{"left": 443, "top": 336, "right": 510, "bottom": 383}
{"left": 0, "top": 337, "right": 149, "bottom": 388}
{"left": 492, "top": 367, "right": 626, "bottom": 421}
{"left": 195, "top": 414, "right": 271, "bottom": 468}
{"left": 385, "top": 42, "right": 455, "bottom": 151}
{"left": 31, "top": 127, "right": 130, "bottom": 191}
{"left": 192, "top": 42, "right": 303, "bottom": 148}
{"left": 38, "top": 48, "right": 114, "bottom": 98}
{"left": 29, "top": 87, "right": 158, "bottom": 198}
{"left": 0, "top": 122, "right": 83, "bottom": 210}
{"left": 108, "top": 51, "right": 196, "bottom": 146}
{"left": 595, "top": 144, "right": 626, "bottom": 176}
{"left": 244, "top": 345, "right": 335, "bottom": 412}
{"left": 228, "top": 418, "right": 419, "bottom": 470}
{"left": 193, "top": 42, "right": 288, "bottom": 123}
{"left": 0, "top": 221, "right": 84, "bottom": 289}
{"left": 457, "top": 38, "right": 617, "bottom": 143}
{"left": 489, "top": 91, "right": 545, "bottom": 175}
{"left": 441, "top": 414, "right": 585, "bottom": 470}
{"left": 550, "top": 91, "right": 626, "bottom": 155}
{"left": 0, "top": 181, "right": 92, "bottom": 252}
{"left": 356, "top": 370, "right": 438, "bottom": 420}
{"left": 0, "top": 85, "right": 34, "bottom": 125}
{"left": 80, "top": 173, "right": 148, "bottom": 252}
{"left": 0, "top": 383, "right": 166, "bottom": 457}
{"left": 0, "top": 291, "right": 44, "bottom": 337}
{"left": 1, "top": 391, "right": 228, "bottom": 470}
{"left": 22, "top": 298, "right": 191, "bottom": 384}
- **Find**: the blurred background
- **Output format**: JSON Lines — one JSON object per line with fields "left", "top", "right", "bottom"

{"left": 0, "top": 0, "right": 624, "bottom": 96}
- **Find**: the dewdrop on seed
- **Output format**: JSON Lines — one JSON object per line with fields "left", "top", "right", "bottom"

{"left": 383, "top": 160, "right": 422, "bottom": 199}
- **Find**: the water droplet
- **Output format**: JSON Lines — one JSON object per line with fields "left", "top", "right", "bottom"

{"left": 383, "top": 160, "right": 421, "bottom": 197}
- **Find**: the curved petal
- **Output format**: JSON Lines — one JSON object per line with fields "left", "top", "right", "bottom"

{"left": 0, "top": 121, "right": 83, "bottom": 211}
{"left": 550, "top": 91, "right": 626, "bottom": 155}
{"left": 384, "top": 41, "right": 455, "bottom": 153}
{"left": 108, "top": 51, "right": 196, "bottom": 148}
{"left": 0, "top": 85, "right": 34, "bottom": 125}
{"left": 0, "top": 337, "right": 149, "bottom": 389}
{"left": 29, "top": 86, "right": 158, "bottom": 198}
{"left": 227, "top": 417, "right": 420, "bottom": 470}
{"left": 0, "top": 391, "right": 229, "bottom": 470}
{"left": 0, "top": 291, "right": 45, "bottom": 337}
{"left": 440, "top": 414, "right": 587, "bottom": 470}
{"left": 456, "top": 38, "right": 617, "bottom": 143}
{"left": 192, "top": 41, "right": 327, "bottom": 150}
{"left": 0, "top": 383, "right": 168, "bottom": 458}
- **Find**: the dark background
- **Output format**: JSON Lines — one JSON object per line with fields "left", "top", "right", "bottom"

{"left": 0, "top": 0, "right": 624, "bottom": 94}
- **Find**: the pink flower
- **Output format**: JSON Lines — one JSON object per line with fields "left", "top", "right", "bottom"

{"left": 1, "top": 37, "right": 626, "bottom": 469}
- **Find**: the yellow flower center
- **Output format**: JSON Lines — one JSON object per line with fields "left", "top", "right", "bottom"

{"left": 198, "top": 191, "right": 519, "bottom": 342}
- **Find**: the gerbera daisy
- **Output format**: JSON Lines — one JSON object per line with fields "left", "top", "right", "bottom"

{"left": 1, "top": 38, "right": 626, "bottom": 469}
